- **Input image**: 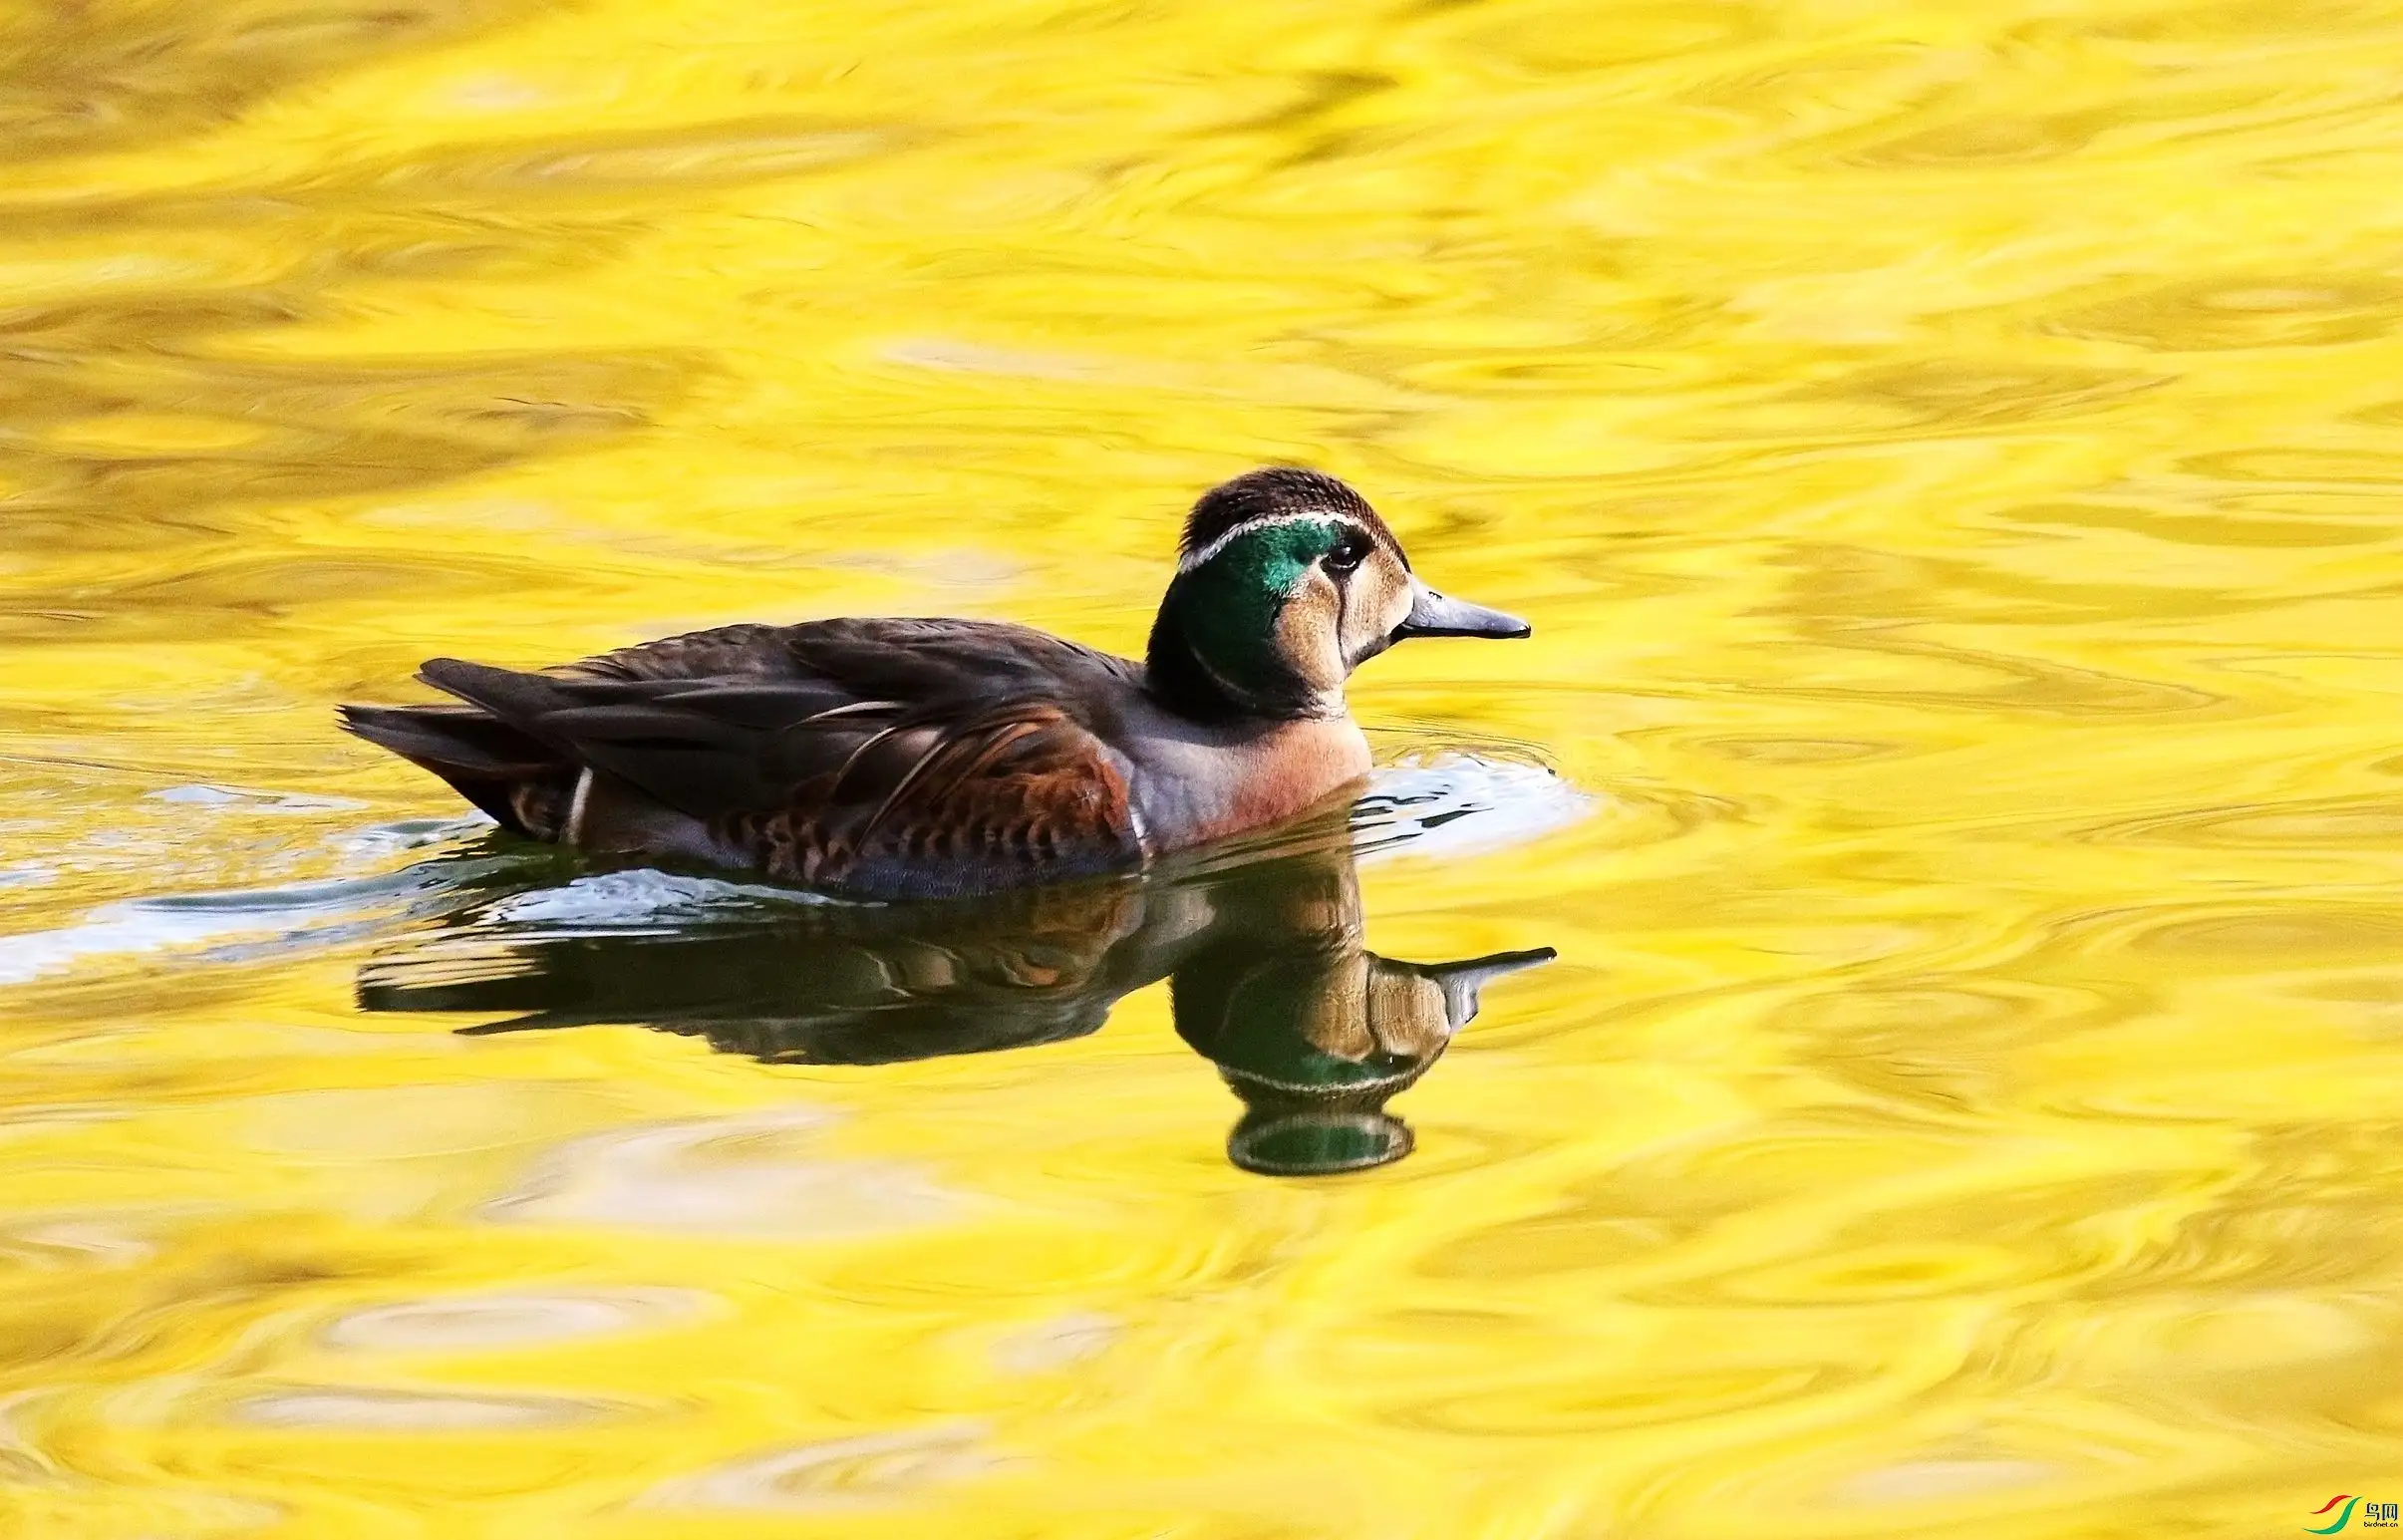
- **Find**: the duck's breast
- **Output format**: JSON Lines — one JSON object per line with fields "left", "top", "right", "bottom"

{"left": 1112, "top": 707, "right": 1370, "bottom": 853}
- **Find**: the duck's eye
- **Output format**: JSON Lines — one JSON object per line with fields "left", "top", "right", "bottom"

{"left": 1324, "top": 533, "right": 1370, "bottom": 574}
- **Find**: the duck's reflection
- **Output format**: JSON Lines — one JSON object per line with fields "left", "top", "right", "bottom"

{"left": 357, "top": 818, "right": 1550, "bottom": 1175}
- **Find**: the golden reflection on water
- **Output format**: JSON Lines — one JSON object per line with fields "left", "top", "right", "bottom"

{"left": 2, "top": 0, "right": 2402, "bottom": 1534}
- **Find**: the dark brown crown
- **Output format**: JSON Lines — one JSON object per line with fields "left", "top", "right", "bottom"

{"left": 1179, "top": 467, "right": 1402, "bottom": 565}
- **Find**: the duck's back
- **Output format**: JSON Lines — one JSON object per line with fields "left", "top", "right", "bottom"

{"left": 341, "top": 618, "right": 1151, "bottom": 899}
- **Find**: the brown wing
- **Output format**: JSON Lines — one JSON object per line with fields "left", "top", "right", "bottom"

{"left": 729, "top": 699, "right": 1141, "bottom": 898}
{"left": 395, "top": 620, "right": 1145, "bottom": 899}
{"left": 568, "top": 617, "right": 1135, "bottom": 703}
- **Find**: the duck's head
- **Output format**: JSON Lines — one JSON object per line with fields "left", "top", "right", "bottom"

{"left": 1145, "top": 467, "right": 1530, "bottom": 721}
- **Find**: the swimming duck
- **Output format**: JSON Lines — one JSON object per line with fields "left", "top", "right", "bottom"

{"left": 340, "top": 467, "right": 1530, "bottom": 899}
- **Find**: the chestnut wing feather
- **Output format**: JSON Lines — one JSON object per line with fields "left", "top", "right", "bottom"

{"left": 769, "top": 700, "right": 1142, "bottom": 898}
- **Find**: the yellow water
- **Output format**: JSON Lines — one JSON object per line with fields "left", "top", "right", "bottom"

{"left": 4, "top": 0, "right": 2403, "bottom": 1533}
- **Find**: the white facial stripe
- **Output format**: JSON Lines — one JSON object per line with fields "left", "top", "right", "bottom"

{"left": 1177, "top": 511, "right": 1363, "bottom": 575}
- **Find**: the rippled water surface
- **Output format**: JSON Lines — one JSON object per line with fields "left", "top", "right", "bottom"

{"left": 5, "top": 0, "right": 2403, "bottom": 1534}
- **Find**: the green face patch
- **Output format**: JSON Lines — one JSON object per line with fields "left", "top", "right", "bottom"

{"left": 1162, "top": 517, "right": 1348, "bottom": 701}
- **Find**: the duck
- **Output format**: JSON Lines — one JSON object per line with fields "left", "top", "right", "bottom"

{"left": 340, "top": 466, "right": 1531, "bottom": 900}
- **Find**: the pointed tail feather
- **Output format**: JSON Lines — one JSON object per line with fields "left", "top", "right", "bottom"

{"left": 338, "top": 701, "right": 571, "bottom": 836}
